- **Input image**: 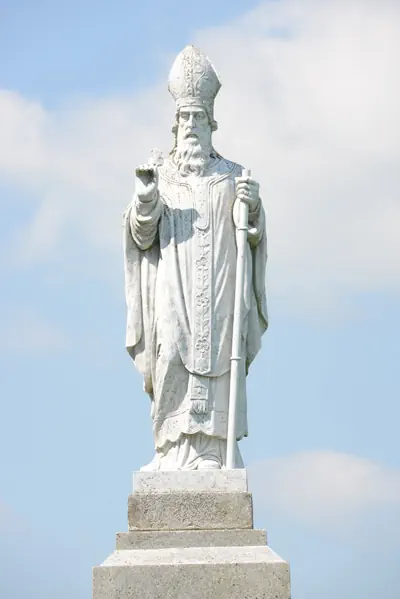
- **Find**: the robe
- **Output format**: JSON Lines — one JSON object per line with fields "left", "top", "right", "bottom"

{"left": 123, "top": 156, "right": 268, "bottom": 460}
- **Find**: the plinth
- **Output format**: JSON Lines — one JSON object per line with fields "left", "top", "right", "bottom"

{"left": 93, "top": 470, "right": 291, "bottom": 598}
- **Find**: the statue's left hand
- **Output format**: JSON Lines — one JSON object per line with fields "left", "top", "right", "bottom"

{"left": 235, "top": 176, "right": 260, "bottom": 213}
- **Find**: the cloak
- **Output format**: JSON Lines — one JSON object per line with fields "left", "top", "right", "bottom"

{"left": 123, "top": 156, "right": 267, "bottom": 444}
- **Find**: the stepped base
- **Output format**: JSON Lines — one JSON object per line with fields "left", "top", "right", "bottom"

{"left": 116, "top": 528, "right": 267, "bottom": 549}
{"left": 93, "top": 470, "right": 291, "bottom": 599}
{"left": 93, "top": 546, "right": 290, "bottom": 599}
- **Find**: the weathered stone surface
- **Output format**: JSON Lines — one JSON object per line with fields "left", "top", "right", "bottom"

{"left": 133, "top": 469, "right": 248, "bottom": 493}
{"left": 93, "top": 546, "right": 291, "bottom": 599}
{"left": 128, "top": 491, "right": 253, "bottom": 531}
{"left": 124, "top": 45, "right": 268, "bottom": 472}
{"left": 116, "top": 528, "right": 267, "bottom": 550}
{"left": 94, "top": 479, "right": 290, "bottom": 598}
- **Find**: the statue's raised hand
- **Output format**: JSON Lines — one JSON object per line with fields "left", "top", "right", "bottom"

{"left": 135, "top": 163, "right": 159, "bottom": 203}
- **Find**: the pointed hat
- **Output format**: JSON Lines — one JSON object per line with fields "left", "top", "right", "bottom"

{"left": 168, "top": 45, "right": 221, "bottom": 121}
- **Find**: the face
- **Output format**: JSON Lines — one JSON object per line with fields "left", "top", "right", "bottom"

{"left": 177, "top": 106, "right": 212, "bottom": 149}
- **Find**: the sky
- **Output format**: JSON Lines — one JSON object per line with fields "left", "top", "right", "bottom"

{"left": 0, "top": 0, "right": 399, "bottom": 597}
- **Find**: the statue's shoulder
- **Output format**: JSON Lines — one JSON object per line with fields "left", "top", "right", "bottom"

{"left": 215, "top": 156, "right": 244, "bottom": 177}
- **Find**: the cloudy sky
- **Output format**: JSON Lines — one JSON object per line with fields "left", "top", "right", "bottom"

{"left": 1, "top": 0, "right": 399, "bottom": 597}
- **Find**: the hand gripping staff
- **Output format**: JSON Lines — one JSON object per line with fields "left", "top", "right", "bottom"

{"left": 226, "top": 168, "right": 251, "bottom": 470}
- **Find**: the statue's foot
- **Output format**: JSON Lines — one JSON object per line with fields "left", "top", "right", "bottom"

{"left": 140, "top": 454, "right": 160, "bottom": 472}
{"left": 197, "top": 458, "right": 221, "bottom": 470}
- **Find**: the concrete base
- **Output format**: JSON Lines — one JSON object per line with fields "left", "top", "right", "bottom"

{"left": 133, "top": 469, "right": 248, "bottom": 493}
{"left": 128, "top": 490, "right": 253, "bottom": 530}
{"left": 93, "top": 470, "right": 291, "bottom": 599}
{"left": 116, "top": 528, "right": 267, "bottom": 549}
{"left": 94, "top": 546, "right": 290, "bottom": 599}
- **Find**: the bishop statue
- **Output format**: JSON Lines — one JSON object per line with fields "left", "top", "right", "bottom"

{"left": 123, "top": 45, "right": 268, "bottom": 471}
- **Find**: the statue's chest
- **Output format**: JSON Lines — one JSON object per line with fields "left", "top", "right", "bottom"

{"left": 158, "top": 172, "right": 236, "bottom": 374}
{"left": 159, "top": 175, "right": 233, "bottom": 233}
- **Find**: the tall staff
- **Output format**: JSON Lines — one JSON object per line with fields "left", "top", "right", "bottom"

{"left": 226, "top": 168, "right": 251, "bottom": 470}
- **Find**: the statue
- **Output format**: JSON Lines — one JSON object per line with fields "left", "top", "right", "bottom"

{"left": 123, "top": 45, "right": 268, "bottom": 471}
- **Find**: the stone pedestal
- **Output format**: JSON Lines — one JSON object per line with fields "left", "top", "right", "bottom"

{"left": 93, "top": 470, "right": 291, "bottom": 599}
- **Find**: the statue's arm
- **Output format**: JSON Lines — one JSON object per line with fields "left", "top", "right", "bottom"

{"left": 233, "top": 190, "right": 266, "bottom": 250}
{"left": 234, "top": 171, "right": 265, "bottom": 249}
{"left": 129, "top": 192, "right": 162, "bottom": 250}
{"left": 247, "top": 198, "right": 265, "bottom": 249}
{"left": 130, "top": 161, "right": 163, "bottom": 250}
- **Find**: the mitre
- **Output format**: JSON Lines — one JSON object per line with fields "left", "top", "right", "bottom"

{"left": 168, "top": 45, "right": 221, "bottom": 122}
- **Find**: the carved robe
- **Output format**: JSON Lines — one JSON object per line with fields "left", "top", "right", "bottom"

{"left": 123, "top": 156, "right": 267, "bottom": 462}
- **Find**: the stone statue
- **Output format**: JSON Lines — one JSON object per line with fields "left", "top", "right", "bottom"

{"left": 123, "top": 45, "right": 268, "bottom": 471}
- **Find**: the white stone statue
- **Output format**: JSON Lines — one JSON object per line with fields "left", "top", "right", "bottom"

{"left": 123, "top": 45, "right": 268, "bottom": 471}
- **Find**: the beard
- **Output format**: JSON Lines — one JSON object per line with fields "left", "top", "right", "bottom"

{"left": 174, "top": 140, "right": 211, "bottom": 177}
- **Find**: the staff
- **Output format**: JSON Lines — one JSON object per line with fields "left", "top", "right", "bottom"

{"left": 226, "top": 168, "right": 251, "bottom": 469}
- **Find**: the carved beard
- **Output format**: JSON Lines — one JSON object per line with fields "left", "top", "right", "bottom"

{"left": 174, "top": 141, "right": 210, "bottom": 177}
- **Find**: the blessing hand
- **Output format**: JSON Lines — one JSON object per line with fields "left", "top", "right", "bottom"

{"left": 235, "top": 176, "right": 260, "bottom": 213}
{"left": 135, "top": 163, "right": 159, "bottom": 203}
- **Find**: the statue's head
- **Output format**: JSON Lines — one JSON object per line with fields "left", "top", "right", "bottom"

{"left": 175, "top": 105, "right": 211, "bottom": 149}
{"left": 168, "top": 46, "right": 221, "bottom": 174}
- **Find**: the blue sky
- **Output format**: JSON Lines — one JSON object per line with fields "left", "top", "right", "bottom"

{"left": 1, "top": 1, "right": 400, "bottom": 598}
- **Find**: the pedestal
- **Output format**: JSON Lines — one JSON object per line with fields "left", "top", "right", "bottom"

{"left": 93, "top": 470, "right": 291, "bottom": 599}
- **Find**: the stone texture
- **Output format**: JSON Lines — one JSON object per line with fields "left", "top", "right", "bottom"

{"left": 133, "top": 469, "right": 248, "bottom": 493}
{"left": 94, "top": 472, "right": 290, "bottom": 598}
{"left": 93, "top": 546, "right": 291, "bottom": 599}
{"left": 116, "top": 528, "right": 267, "bottom": 550}
{"left": 128, "top": 491, "right": 253, "bottom": 531}
{"left": 125, "top": 45, "right": 268, "bottom": 472}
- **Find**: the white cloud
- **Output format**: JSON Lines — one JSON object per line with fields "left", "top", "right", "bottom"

{"left": 0, "top": 87, "right": 172, "bottom": 264}
{"left": 0, "top": 0, "right": 399, "bottom": 311}
{"left": 197, "top": 0, "right": 400, "bottom": 305}
{"left": 249, "top": 450, "right": 400, "bottom": 537}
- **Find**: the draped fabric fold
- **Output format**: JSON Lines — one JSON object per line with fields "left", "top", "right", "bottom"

{"left": 123, "top": 157, "right": 268, "bottom": 458}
